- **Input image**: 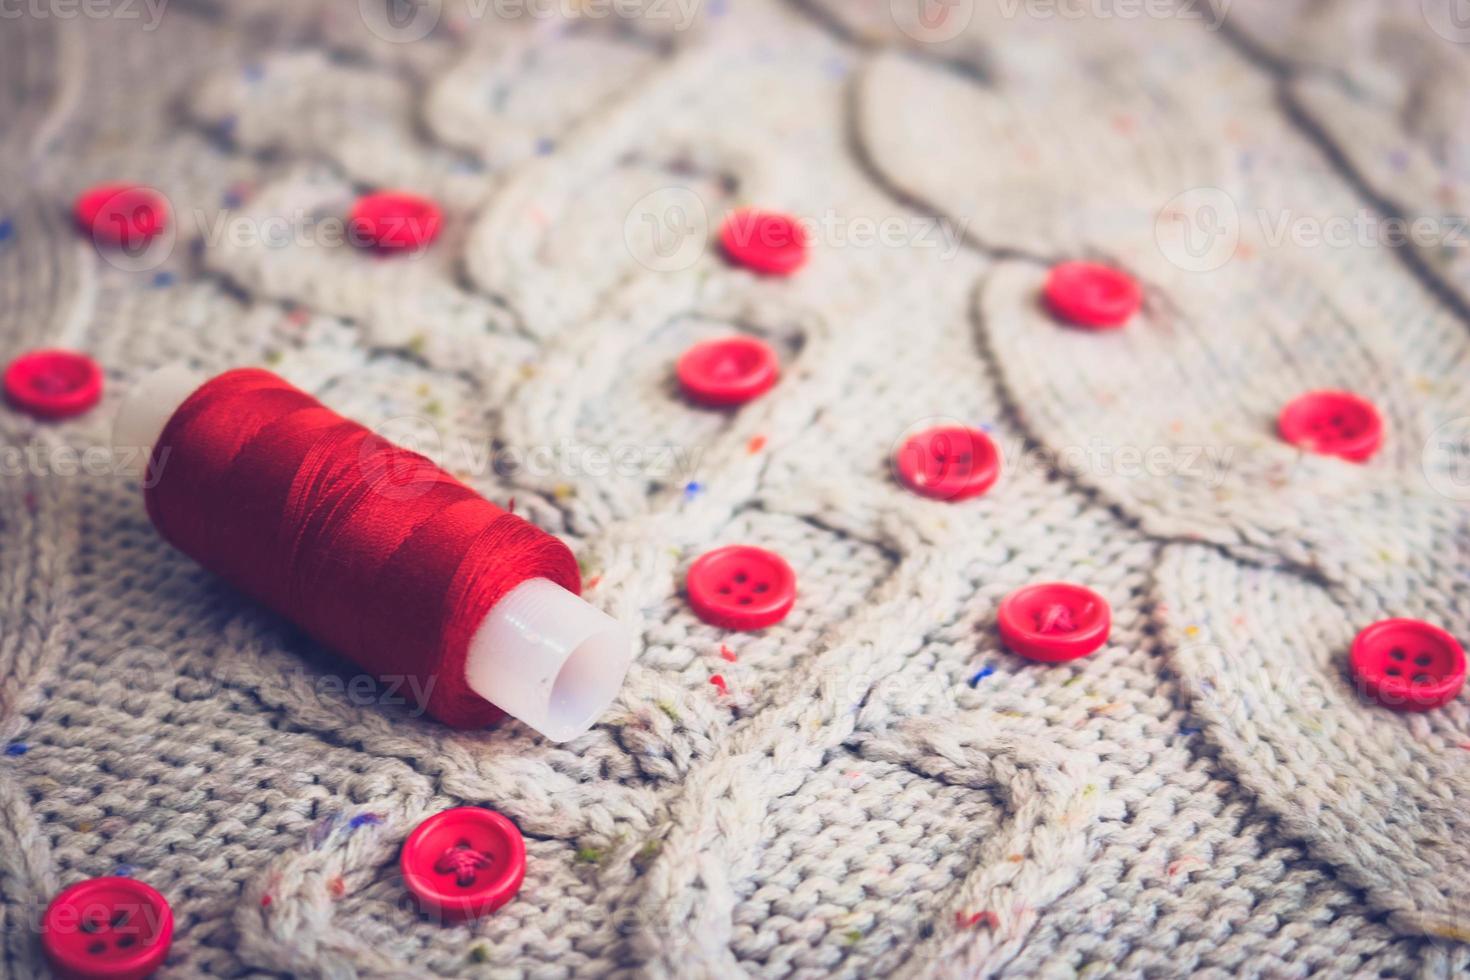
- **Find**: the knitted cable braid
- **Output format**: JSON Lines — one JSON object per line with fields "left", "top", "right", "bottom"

{"left": 1, "top": 1, "right": 1468, "bottom": 977}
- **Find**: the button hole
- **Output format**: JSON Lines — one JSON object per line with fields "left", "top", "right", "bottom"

{"left": 81, "top": 919, "right": 103, "bottom": 934}
{"left": 738, "top": 597, "right": 753, "bottom": 605}
{"left": 1390, "top": 648, "right": 1406, "bottom": 661}
{"left": 1414, "top": 653, "right": 1432, "bottom": 666}
{"left": 1386, "top": 667, "right": 1401, "bottom": 676}
{"left": 111, "top": 910, "right": 129, "bottom": 927}
{"left": 116, "top": 935, "right": 136, "bottom": 949}
{"left": 1414, "top": 674, "right": 1433, "bottom": 684}
{"left": 754, "top": 583, "right": 769, "bottom": 593}
{"left": 88, "top": 941, "right": 106, "bottom": 955}
{"left": 734, "top": 572, "right": 748, "bottom": 583}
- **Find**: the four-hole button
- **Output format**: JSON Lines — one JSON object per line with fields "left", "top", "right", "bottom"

{"left": 686, "top": 545, "right": 797, "bottom": 631}
{"left": 400, "top": 807, "right": 527, "bottom": 922}
{"left": 1350, "top": 618, "right": 1466, "bottom": 711}
{"left": 42, "top": 876, "right": 173, "bottom": 980}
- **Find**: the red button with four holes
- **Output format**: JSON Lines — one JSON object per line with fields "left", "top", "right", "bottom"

{"left": 1043, "top": 261, "right": 1142, "bottom": 329}
{"left": 686, "top": 545, "right": 796, "bottom": 631}
{"left": 4, "top": 350, "right": 103, "bottom": 420}
{"left": 349, "top": 191, "right": 443, "bottom": 252}
{"left": 1350, "top": 618, "right": 1466, "bottom": 712}
{"left": 42, "top": 877, "right": 173, "bottom": 980}
{"left": 401, "top": 807, "right": 526, "bottom": 923}
{"left": 677, "top": 336, "right": 780, "bottom": 407}
{"left": 894, "top": 426, "right": 1001, "bottom": 501}
{"left": 998, "top": 583, "right": 1111, "bottom": 662}
{"left": 1277, "top": 390, "right": 1383, "bottom": 463}
{"left": 719, "top": 208, "right": 808, "bottom": 276}
{"left": 73, "top": 183, "right": 169, "bottom": 250}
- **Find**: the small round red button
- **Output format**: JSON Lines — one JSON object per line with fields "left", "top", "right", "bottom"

{"left": 1277, "top": 390, "right": 1383, "bottom": 462}
{"left": 42, "top": 877, "right": 173, "bottom": 980}
{"left": 4, "top": 350, "right": 103, "bottom": 420}
{"left": 401, "top": 807, "right": 526, "bottom": 923}
{"left": 676, "top": 336, "right": 779, "bottom": 407}
{"left": 894, "top": 426, "right": 1001, "bottom": 501}
{"left": 686, "top": 545, "right": 796, "bottom": 631}
{"left": 1350, "top": 618, "right": 1466, "bottom": 712}
{"left": 349, "top": 191, "right": 443, "bottom": 251}
{"left": 73, "top": 183, "right": 169, "bottom": 250}
{"left": 719, "top": 208, "right": 808, "bottom": 276}
{"left": 1043, "top": 261, "right": 1141, "bottom": 329}
{"left": 998, "top": 583, "right": 1111, "bottom": 662}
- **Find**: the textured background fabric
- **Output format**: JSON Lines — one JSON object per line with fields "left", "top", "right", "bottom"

{"left": 2, "top": 1, "right": 1470, "bottom": 976}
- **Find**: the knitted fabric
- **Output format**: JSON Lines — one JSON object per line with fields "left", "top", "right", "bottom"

{"left": 1, "top": 2, "right": 1468, "bottom": 977}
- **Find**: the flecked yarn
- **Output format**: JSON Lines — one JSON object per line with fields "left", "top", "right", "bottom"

{"left": 1, "top": 2, "right": 1468, "bottom": 977}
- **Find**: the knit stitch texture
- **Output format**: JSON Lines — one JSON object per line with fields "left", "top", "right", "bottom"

{"left": 1, "top": 1, "right": 1469, "bottom": 977}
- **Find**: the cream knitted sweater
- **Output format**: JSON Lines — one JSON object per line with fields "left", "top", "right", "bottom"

{"left": 1, "top": 0, "right": 1468, "bottom": 976}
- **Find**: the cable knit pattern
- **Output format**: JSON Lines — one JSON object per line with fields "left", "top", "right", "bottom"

{"left": 1, "top": 2, "right": 1468, "bottom": 977}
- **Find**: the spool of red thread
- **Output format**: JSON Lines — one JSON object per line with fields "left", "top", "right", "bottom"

{"left": 112, "top": 366, "right": 631, "bottom": 741}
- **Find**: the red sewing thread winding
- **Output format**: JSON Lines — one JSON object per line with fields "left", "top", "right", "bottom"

{"left": 144, "top": 368, "right": 580, "bottom": 728}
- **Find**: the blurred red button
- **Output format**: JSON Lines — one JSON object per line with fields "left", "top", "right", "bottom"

{"left": 349, "top": 191, "right": 443, "bottom": 251}
{"left": 401, "top": 807, "right": 526, "bottom": 922}
{"left": 676, "top": 336, "right": 779, "bottom": 407}
{"left": 1350, "top": 618, "right": 1466, "bottom": 712}
{"left": 1043, "top": 261, "right": 1141, "bottom": 329}
{"left": 719, "top": 208, "right": 808, "bottom": 276}
{"left": 894, "top": 426, "right": 1000, "bottom": 501}
{"left": 687, "top": 545, "right": 796, "bottom": 631}
{"left": 998, "top": 583, "right": 1111, "bottom": 662}
{"left": 4, "top": 349, "right": 103, "bottom": 420}
{"left": 42, "top": 877, "right": 173, "bottom": 980}
{"left": 1277, "top": 390, "right": 1383, "bottom": 462}
{"left": 74, "top": 183, "right": 169, "bottom": 250}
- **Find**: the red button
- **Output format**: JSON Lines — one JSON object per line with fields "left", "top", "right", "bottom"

{"left": 73, "top": 183, "right": 169, "bottom": 249}
{"left": 998, "top": 583, "right": 1111, "bottom": 662}
{"left": 349, "top": 191, "right": 443, "bottom": 251}
{"left": 1043, "top": 261, "right": 1141, "bottom": 329}
{"left": 1350, "top": 618, "right": 1466, "bottom": 712}
{"left": 719, "top": 208, "right": 808, "bottom": 276}
{"left": 42, "top": 877, "right": 173, "bottom": 980}
{"left": 686, "top": 545, "right": 796, "bottom": 631}
{"left": 5, "top": 350, "right": 103, "bottom": 420}
{"left": 1277, "top": 390, "right": 1383, "bottom": 462}
{"left": 676, "top": 336, "right": 779, "bottom": 407}
{"left": 400, "top": 807, "right": 526, "bottom": 922}
{"left": 894, "top": 426, "right": 1001, "bottom": 501}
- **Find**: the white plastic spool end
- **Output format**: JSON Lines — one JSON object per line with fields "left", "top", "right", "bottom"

{"left": 113, "top": 363, "right": 633, "bottom": 743}
{"left": 466, "top": 578, "right": 632, "bottom": 742}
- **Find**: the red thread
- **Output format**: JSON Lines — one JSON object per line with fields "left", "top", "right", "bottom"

{"left": 710, "top": 674, "right": 729, "bottom": 696}
{"left": 144, "top": 369, "right": 580, "bottom": 728}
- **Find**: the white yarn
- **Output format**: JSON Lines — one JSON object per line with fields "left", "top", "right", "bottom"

{"left": 1, "top": 1, "right": 1467, "bottom": 977}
